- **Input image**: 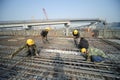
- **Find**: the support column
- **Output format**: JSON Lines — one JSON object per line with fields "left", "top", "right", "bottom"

{"left": 23, "top": 24, "right": 28, "bottom": 30}
{"left": 103, "top": 21, "right": 107, "bottom": 38}
{"left": 66, "top": 27, "right": 69, "bottom": 36}
{"left": 64, "top": 22, "right": 70, "bottom": 36}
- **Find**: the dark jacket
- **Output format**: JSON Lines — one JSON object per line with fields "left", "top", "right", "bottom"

{"left": 41, "top": 30, "right": 48, "bottom": 37}
{"left": 78, "top": 38, "right": 89, "bottom": 49}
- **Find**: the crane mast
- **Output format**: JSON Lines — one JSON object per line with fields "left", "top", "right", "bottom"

{"left": 43, "top": 8, "right": 48, "bottom": 20}
{"left": 42, "top": 8, "right": 51, "bottom": 28}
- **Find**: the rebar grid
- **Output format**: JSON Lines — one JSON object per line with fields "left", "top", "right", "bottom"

{"left": 0, "top": 37, "right": 120, "bottom": 80}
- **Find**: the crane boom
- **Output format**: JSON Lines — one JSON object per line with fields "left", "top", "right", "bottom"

{"left": 42, "top": 8, "right": 51, "bottom": 29}
{"left": 43, "top": 8, "right": 48, "bottom": 20}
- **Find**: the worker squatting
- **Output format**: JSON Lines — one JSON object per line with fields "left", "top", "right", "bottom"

{"left": 9, "top": 28, "right": 107, "bottom": 64}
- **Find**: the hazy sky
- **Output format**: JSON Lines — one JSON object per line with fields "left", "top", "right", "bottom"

{"left": 0, "top": 0, "right": 120, "bottom": 22}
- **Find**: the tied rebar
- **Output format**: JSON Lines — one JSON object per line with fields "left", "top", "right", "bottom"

{"left": 0, "top": 37, "right": 120, "bottom": 80}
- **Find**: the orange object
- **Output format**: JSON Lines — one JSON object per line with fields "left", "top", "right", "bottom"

{"left": 91, "top": 32, "right": 94, "bottom": 37}
{"left": 87, "top": 28, "right": 90, "bottom": 32}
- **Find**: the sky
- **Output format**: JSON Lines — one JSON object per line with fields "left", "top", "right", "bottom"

{"left": 0, "top": 0, "right": 120, "bottom": 22}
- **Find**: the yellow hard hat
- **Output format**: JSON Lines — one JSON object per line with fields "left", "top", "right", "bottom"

{"left": 81, "top": 48, "right": 86, "bottom": 53}
{"left": 73, "top": 30, "right": 78, "bottom": 35}
{"left": 26, "top": 39, "right": 34, "bottom": 46}
{"left": 45, "top": 27, "right": 50, "bottom": 31}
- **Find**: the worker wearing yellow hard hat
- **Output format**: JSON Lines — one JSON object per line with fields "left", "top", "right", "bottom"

{"left": 72, "top": 29, "right": 80, "bottom": 47}
{"left": 45, "top": 27, "right": 51, "bottom": 31}
{"left": 73, "top": 30, "right": 78, "bottom": 35}
{"left": 26, "top": 39, "right": 35, "bottom": 46}
{"left": 41, "top": 27, "right": 51, "bottom": 43}
{"left": 9, "top": 39, "right": 39, "bottom": 58}
{"left": 78, "top": 37, "right": 106, "bottom": 63}
{"left": 80, "top": 47, "right": 107, "bottom": 63}
{"left": 81, "top": 48, "right": 87, "bottom": 53}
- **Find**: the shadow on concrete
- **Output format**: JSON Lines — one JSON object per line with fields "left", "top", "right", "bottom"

{"left": 0, "top": 64, "right": 18, "bottom": 80}
{"left": 52, "top": 53, "right": 68, "bottom": 80}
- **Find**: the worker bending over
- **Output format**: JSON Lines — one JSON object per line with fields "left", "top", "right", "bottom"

{"left": 78, "top": 37, "right": 89, "bottom": 50}
{"left": 72, "top": 29, "right": 80, "bottom": 47}
{"left": 9, "top": 39, "right": 39, "bottom": 58}
{"left": 41, "top": 27, "right": 50, "bottom": 43}
{"left": 81, "top": 47, "right": 107, "bottom": 63}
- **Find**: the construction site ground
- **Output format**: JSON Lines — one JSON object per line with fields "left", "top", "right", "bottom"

{"left": 0, "top": 36, "right": 120, "bottom": 80}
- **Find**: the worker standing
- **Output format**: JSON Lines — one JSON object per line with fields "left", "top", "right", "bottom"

{"left": 81, "top": 47, "right": 107, "bottom": 63}
{"left": 9, "top": 39, "right": 39, "bottom": 58}
{"left": 72, "top": 29, "right": 80, "bottom": 47}
{"left": 41, "top": 27, "right": 50, "bottom": 43}
{"left": 78, "top": 37, "right": 89, "bottom": 50}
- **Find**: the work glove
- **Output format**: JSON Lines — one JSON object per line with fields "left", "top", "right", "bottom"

{"left": 35, "top": 53, "right": 39, "bottom": 57}
{"left": 87, "top": 59, "right": 91, "bottom": 62}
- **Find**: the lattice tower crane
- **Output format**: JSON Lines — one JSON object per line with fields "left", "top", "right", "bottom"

{"left": 42, "top": 8, "right": 51, "bottom": 29}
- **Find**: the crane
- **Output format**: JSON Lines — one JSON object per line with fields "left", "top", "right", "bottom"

{"left": 42, "top": 8, "right": 51, "bottom": 29}
{"left": 43, "top": 8, "right": 48, "bottom": 20}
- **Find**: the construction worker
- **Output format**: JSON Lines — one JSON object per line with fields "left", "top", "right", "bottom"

{"left": 78, "top": 37, "right": 89, "bottom": 50}
{"left": 86, "top": 27, "right": 90, "bottom": 33}
{"left": 9, "top": 39, "right": 39, "bottom": 58}
{"left": 81, "top": 47, "right": 107, "bottom": 63}
{"left": 41, "top": 27, "right": 50, "bottom": 43}
{"left": 72, "top": 29, "right": 80, "bottom": 47}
